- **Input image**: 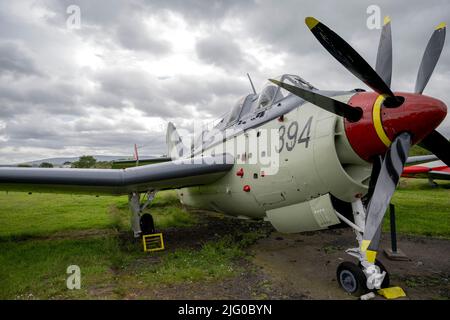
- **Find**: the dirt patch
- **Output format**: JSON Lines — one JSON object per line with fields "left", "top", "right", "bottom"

{"left": 250, "top": 228, "right": 450, "bottom": 300}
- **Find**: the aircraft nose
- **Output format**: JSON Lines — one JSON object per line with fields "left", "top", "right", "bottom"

{"left": 382, "top": 93, "right": 447, "bottom": 145}
{"left": 344, "top": 91, "right": 447, "bottom": 162}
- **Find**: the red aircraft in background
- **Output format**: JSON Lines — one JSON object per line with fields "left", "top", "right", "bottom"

{"left": 403, "top": 155, "right": 450, "bottom": 183}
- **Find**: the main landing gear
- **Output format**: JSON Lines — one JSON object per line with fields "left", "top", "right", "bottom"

{"left": 335, "top": 199, "right": 390, "bottom": 296}
{"left": 129, "top": 191, "right": 156, "bottom": 237}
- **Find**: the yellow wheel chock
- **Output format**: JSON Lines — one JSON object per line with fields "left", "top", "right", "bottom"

{"left": 142, "top": 233, "right": 165, "bottom": 252}
{"left": 377, "top": 286, "right": 406, "bottom": 299}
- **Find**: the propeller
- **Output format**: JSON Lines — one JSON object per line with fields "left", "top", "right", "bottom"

{"left": 375, "top": 16, "right": 393, "bottom": 88}
{"left": 419, "top": 129, "right": 450, "bottom": 167}
{"left": 305, "top": 17, "right": 400, "bottom": 106}
{"left": 415, "top": 23, "right": 446, "bottom": 94}
{"left": 361, "top": 132, "right": 411, "bottom": 255}
{"left": 365, "top": 155, "right": 382, "bottom": 205}
{"left": 268, "top": 79, "right": 362, "bottom": 122}
{"left": 270, "top": 16, "right": 449, "bottom": 264}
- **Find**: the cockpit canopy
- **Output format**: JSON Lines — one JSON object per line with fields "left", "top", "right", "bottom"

{"left": 217, "top": 74, "right": 316, "bottom": 129}
{"left": 257, "top": 74, "right": 316, "bottom": 110}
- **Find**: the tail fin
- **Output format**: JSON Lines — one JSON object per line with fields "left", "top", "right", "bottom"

{"left": 166, "top": 122, "right": 189, "bottom": 160}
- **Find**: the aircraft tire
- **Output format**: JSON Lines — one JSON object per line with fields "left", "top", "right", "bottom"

{"left": 140, "top": 213, "right": 155, "bottom": 235}
{"left": 337, "top": 261, "right": 369, "bottom": 296}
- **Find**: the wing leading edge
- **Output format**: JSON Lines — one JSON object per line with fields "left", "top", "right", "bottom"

{"left": 0, "top": 154, "right": 234, "bottom": 195}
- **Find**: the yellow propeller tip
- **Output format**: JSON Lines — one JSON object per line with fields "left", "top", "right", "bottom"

{"left": 305, "top": 17, "right": 320, "bottom": 30}
{"left": 383, "top": 16, "right": 391, "bottom": 25}
{"left": 436, "top": 22, "right": 446, "bottom": 30}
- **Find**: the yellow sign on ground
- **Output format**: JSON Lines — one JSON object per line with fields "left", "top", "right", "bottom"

{"left": 142, "top": 233, "right": 165, "bottom": 252}
{"left": 378, "top": 287, "right": 406, "bottom": 299}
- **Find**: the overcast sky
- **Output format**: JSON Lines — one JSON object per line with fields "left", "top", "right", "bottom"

{"left": 0, "top": 0, "right": 449, "bottom": 163}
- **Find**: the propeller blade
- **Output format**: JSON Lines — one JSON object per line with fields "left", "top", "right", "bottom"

{"left": 365, "top": 155, "right": 383, "bottom": 207}
{"left": 415, "top": 23, "right": 446, "bottom": 94}
{"left": 419, "top": 129, "right": 450, "bottom": 166}
{"left": 269, "top": 79, "right": 362, "bottom": 122}
{"left": 375, "top": 16, "right": 393, "bottom": 88}
{"left": 305, "top": 17, "right": 397, "bottom": 101}
{"left": 361, "top": 132, "right": 411, "bottom": 253}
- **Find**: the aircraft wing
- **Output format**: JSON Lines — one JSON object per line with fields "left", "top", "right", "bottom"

{"left": 405, "top": 155, "right": 438, "bottom": 165}
{"left": 402, "top": 160, "right": 450, "bottom": 180}
{"left": 0, "top": 154, "right": 233, "bottom": 195}
{"left": 111, "top": 157, "right": 172, "bottom": 169}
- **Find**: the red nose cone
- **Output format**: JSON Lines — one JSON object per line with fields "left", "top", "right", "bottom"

{"left": 382, "top": 93, "right": 447, "bottom": 145}
{"left": 345, "top": 92, "right": 447, "bottom": 162}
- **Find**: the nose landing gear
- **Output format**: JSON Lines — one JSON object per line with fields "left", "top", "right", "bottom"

{"left": 335, "top": 199, "right": 391, "bottom": 297}
{"left": 337, "top": 259, "right": 390, "bottom": 296}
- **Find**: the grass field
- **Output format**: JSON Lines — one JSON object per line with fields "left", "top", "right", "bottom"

{"left": 387, "top": 179, "right": 450, "bottom": 238}
{"left": 0, "top": 191, "right": 262, "bottom": 299}
{"left": 0, "top": 179, "right": 448, "bottom": 299}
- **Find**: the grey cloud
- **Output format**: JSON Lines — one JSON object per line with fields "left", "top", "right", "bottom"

{"left": 0, "top": 0, "right": 449, "bottom": 163}
{"left": 196, "top": 31, "right": 255, "bottom": 72}
{"left": 0, "top": 41, "right": 42, "bottom": 77}
{"left": 115, "top": 18, "right": 171, "bottom": 54}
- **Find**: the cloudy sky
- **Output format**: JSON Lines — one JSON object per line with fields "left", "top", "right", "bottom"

{"left": 0, "top": 0, "right": 449, "bottom": 163}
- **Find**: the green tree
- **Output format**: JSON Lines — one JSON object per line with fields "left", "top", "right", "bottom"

{"left": 71, "top": 155, "right": 97, "bottom": 168}
{"left": 39, "top": 162, "right": 54, "bottom": 168}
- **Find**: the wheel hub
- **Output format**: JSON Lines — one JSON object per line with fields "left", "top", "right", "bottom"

{"left": 340, "top": 270, "right": 357, "bottom": 293}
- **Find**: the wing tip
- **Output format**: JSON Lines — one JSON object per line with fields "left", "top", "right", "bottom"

{"left": 305, "top": 17, "right": 319, "bottom": 30}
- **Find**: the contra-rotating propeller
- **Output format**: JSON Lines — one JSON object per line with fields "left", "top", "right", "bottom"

{"left": 270, "top": 16, "right": 449, "bottom": 260}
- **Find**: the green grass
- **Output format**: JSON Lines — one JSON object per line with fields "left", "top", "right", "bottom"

{"left": 0, "top": 234, "right": 252, "bottom": 299}
{"left": 0, "top": 193, "right": 116, "bottom": 238}
{"left": 0, "top": 190, "right": 251, "bottom": 299}
{"left": 385, "top": 179, "right": 450, "bottom": 238}
{"left": 131, "top": 236, "right": 245, "bottom": 285}
{"left": 0, "top": 236, "right": 123, "bottom": 299}
{"left": 0, "top": 190, "right": 195, "bottom": 239}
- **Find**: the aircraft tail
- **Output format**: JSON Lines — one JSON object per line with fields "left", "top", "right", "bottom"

{"left": 166, "top": 122, "right": 189, "bottom": 160}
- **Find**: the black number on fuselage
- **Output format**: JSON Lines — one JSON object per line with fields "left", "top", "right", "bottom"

{"left": 286, "top": 121, "right": 298, "bottom": 151}
{"left": 275, "top": 116, "right": 313, "bottom": 153}
{"left": 298, "top": 116, "right": 313, "bottom": 148}
{"left": 276, "top": 125, "right": 286, "bottom": 153}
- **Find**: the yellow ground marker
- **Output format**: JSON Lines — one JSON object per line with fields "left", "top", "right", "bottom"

{"left": 142, "top": 233, "right": 165, "bottom": 252}
{"left": 378, "top": 287, "right": 406, "bottom": 299}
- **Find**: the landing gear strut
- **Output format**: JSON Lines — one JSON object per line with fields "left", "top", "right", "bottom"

{"left": 129, "top": 191, "right": 156, "bottom": 237}
{"left": 335, "top": 199, "right": 390, "bottom": 296}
